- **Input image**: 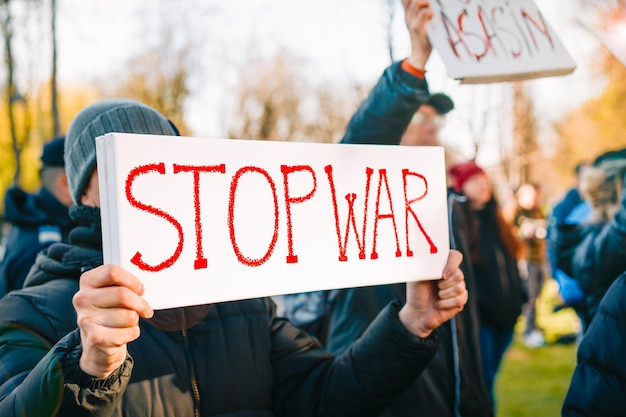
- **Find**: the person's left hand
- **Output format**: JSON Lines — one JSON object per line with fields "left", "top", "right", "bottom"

{"left": 399, "top": 249, "right": 467, "bottom": 338}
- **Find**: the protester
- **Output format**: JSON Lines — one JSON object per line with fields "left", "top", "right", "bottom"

{"left": 447, "top": 160, "right": 526, "bottom": 405}
{"left": 561, "top": 271, "right": 626, "bottom": 416}
{"left": 281, "top": 2, "right": 493, "bottom": 416}
{"left": 398, "top": 92, "right": 454, "bottom": 146}
{"left": 0, "top": 97, "right": 468, "bottom": 416}
{"left": 545, "top": 162, "right": 589, "bottom": 328}
{"left": 554, "top": 151, "right": 626, "bottom": 331}
{"left": 0, "top": 136, "right": 73, "bottom": 297}
{"left": 513, "top": 183, "right": 548, "bottom": 348}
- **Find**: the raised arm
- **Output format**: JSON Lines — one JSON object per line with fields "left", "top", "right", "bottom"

{"left": 340, "top": 0, "right": 434, "bottom": 145}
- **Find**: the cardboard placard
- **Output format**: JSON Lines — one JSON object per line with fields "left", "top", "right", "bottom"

{"left": 96, "top": 134, "right": 450, "bottom": 309}
{"left": 427, "top": 0, "right": 577, "bottom": 84}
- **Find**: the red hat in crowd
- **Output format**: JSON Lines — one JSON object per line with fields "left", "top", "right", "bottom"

{"left": 448, "top": 160, "right": 485, "bottom": 192}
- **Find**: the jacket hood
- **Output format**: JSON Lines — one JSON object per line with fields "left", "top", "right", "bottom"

{"left": 22, "top": 206, "right": 103, "bottom": 288}
{"left": 3, "top": 186, "right": 71, "bottom": 228}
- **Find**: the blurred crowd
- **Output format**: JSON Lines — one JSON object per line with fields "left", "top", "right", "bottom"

{"left": 0, "top": 0, "right": 624, "bottom": 416}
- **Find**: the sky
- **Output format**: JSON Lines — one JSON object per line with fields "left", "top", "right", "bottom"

{"left": 30, "top": 0, "right": 607, "bottom": 166}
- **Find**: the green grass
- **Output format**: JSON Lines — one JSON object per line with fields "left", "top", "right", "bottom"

{"left": 495, "top": 280, "right": 580, "bottom": 417}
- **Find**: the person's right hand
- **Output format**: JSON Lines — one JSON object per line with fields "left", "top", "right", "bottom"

{"left": 403, "top": 0, "right": 434, "bottom": 69}
{"left": 73, "top": 265, "right": 154, "bottom": 378}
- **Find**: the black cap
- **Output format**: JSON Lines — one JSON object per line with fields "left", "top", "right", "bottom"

{"left": 425, "top": 93, "right": 454, "bottom": 115}
{"left": 40, "top": 136, "right": 66, "bottom": 167}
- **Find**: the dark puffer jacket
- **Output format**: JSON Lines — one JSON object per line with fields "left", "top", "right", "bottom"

{"left": 323, "top": 61, "right": 492, "bottom": 417}
{"left": 0, "top": 207, "right": 440, "bottom": 417}
{"left": 555, "top": 176, "right": 626, "bottom": 328}
{"left": 562, "top": 272, "right": 626, "bottom": 416}
{"left": 0, "top": 186, "right": 73, "bottom": 296}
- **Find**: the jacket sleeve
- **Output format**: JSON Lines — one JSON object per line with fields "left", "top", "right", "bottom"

{"left": 0, "top": 283, "right": 133, "bottom": 417}
{"left": 270, "top": 300, "right": 439, "bottom": 417}
{"left": 0, "top": 327, "right": 132, "bottom": 417}
{"left": 324, "top": 285, "right": 404, "bottom": 355}
{"left": 340, "top": 61, "right": 430, "bottom": 145}
{"left": 562, "top": 273, "right": 626, "bottom": 417}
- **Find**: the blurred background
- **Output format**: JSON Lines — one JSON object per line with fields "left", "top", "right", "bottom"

{"left": 1, "top": 0, "right": 625, "bottom": 208}
{"left": 1, "top": 1, "right": 625, "bottom": 415}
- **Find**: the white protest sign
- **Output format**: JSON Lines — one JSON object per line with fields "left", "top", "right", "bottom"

{"left": 427, "top": 0, "right": 577, "bottom": 84}
{"left": 96, "top": 133, "right": 450, "bottom": 310}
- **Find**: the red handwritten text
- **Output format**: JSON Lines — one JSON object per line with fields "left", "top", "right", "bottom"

{"left": 125, "top": 163, "right": 437, "bottom": 272}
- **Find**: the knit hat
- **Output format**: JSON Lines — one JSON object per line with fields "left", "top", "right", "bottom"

{"left": 448, "top": 160, "right": 486, "bottom": 192}
{"left": 65, "top": 99, "right": 177, "bottom": 205}
{"left": 40, "top": 136, "right": 66, "bottom": 167}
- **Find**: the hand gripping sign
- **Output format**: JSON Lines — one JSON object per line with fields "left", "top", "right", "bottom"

{"left": 96, "top": 134, "right": 449, "bottom": 309}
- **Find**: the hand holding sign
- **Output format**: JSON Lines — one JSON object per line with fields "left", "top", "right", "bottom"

{"left": 96, "top": 134, "right": 450, "bottom": 309}
{"left": 73, "top": 263, "right": 154, "bottom": 378}
{"left": 400, "top": 249, "right": 467, "bottom": 338}
{"left": 73, "top": 250, "right": 466, "bottom": 379}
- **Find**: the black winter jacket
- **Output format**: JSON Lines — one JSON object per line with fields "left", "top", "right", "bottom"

{"left": 0, "top": 207, "right": 440, "bottom": 417}
{"left": 324, "top": 61, "right": 492, "bottom": 417}
{"left": 562, "top": 272, "right": 626, "bottom": 416}
{"left": 555, "top": 176, "right": 626, "bottom": 328}
{"left": 0, "top": 186, "right": 73, "bottom": 296}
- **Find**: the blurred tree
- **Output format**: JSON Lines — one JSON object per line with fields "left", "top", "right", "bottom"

{"left": 106, "top": 27, "right": 192, "bottom": 135}
{"left": 511, "top": 81, "right": 542, "bottom": 187}
{"left": 0, "top": 0, "right": 54, "bottom": 204}
{"left": 0, "top": 83, "right": 99, "bottom": 214}
{"left": 302, "top": 83, "right": 364, "bottom": 144}
{"left": 551, "top": 1, "right": 626, "bottom": 187}
{"left": 97, "top": 0, "right": 214, "bottom": 136}
{"left": 50, "top": 0, "right": 59, "bottom": 136}
{"left": 228, "top": 50, "right": 305, "bottom": 142}
{"left": 227, "top": 49, "right": 362, "bottom": 143}
{"left": 1, "top": 0, "right": 26, "bottom": 186}
{"left": 383, "top": 0, "right": 396, "bottom": 64}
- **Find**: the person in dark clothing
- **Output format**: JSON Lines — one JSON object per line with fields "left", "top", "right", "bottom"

{"left": 0, "top": 136, "right": 73, "bottom": 297}
{"left": 555, "top": 155, "right": 626, "bottom": 331}
{"left": 281, "top": 2, "right": 492, "bottom": 416}
{"left": 513, "top": 183, "right": 549, "bottom": 348}
{"left": 546, "top": 162, "right": 589, "bottom": 326}
{"left": 0, "top": 96, "right": 468, "bottom": 417}
{"left": 561, "top": 271, "right": 626, "bottom": 416}
{"left": 448, "top": 160, "right": 526, "bottom": 407}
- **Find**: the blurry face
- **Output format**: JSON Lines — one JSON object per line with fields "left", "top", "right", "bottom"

{"left": 516, "top": 184, "right": 538, "bottom": 210}
{"left": 462, "top": 173, "right": 492, "bottom": 209}
{"left": 400, "top": 104, "right": 445, "bottom": 147}
{"left": 81, "top": 168, "right": 100, "bottom": 207}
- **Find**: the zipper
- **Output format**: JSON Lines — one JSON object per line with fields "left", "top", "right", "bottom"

{"left": 178, "top": 308, "right": 201, "bottom": 417}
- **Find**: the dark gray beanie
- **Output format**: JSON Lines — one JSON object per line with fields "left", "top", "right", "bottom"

{"left": 65, "top": 98, "right": 177, "bottom": 205}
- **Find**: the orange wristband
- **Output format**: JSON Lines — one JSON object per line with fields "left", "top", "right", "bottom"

{"left": 401, "top": 59, "right": 426, "bottom": 79}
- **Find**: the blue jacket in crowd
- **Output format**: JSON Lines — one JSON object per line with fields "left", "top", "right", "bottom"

{"left": 0, "top": 186, "right": 73, "bottom": 297}
{"left": 555, "top": 174, "right": 626, "bottom": 329}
